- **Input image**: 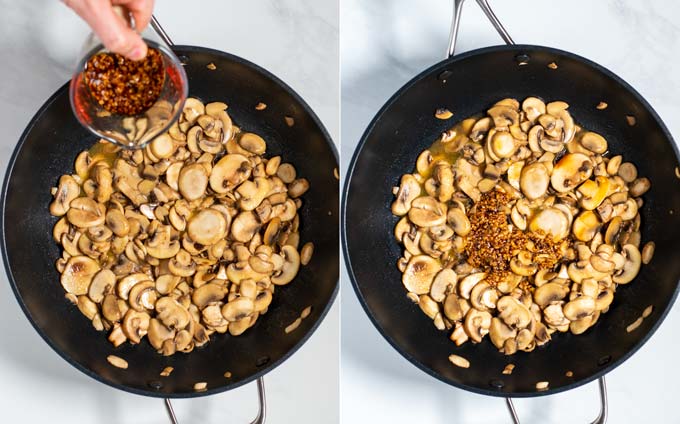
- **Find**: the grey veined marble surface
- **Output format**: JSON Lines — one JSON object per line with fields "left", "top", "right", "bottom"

{"left": 0, "top": 1, "right": 338, "bottom": 423}
{"left": 341, "top": 0, "right": 680, "bottom": 423}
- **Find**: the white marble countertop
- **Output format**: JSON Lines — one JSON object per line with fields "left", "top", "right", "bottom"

{"left": 0, "top": 0, "right": 338, "bottom": 423}
{"left": 341, "top": 0, "right": 680, "bottom": 422}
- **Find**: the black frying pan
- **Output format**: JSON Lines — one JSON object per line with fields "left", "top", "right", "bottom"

{"left": 1, "top": 44, "right": 338, "bottom": 398}
{"left": 342, "top": 2, "right": 680, "bottom": 400}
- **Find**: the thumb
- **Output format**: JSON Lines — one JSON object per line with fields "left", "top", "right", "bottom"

{"left": 88, "top": 5, "right": 148, "bottom": 60}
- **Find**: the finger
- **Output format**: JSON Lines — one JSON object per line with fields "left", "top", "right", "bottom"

{"left": 89, "top": 4, "right": 148, "bottom": 59}
{"left": 113, "top": 0, "right": 155, "bottom": 31}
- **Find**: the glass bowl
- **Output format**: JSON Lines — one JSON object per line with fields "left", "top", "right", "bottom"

{"left": 69, "top": 37, "right": 188, "bottom": 149}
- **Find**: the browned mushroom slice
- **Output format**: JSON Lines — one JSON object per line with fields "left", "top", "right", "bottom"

{"left": 178, "top": 163, "right": 209, "bottom": 201}
{"left": 520, "top": 162, "right": 550, "bottom": 200}
{"left": 613, "top": 244, "right": 641, "bottom": 284}
{"left": 156, "top": 296, "right": 191, "bottom": 330}
{"left": 489, "top": 317, "right": 517, "bottom": 349}
{"left": 529, "top": 207, "right": 570, "bottom": 241}
{"left": 408, "top": 196, "right": 447, "bottom": 227}
{"left": 210, "top": 154, "right": 252, "bottom": 193}
{"left": 563, "top": 296, "right": 596, "bottom": 321}
{"left": 128, "top": 281, "right": 157, "bottom": 311}
{"left": 122, "top": 309, "right": 151, "bottom": 344}
{"left": 239, "top": 133, "right": 267, "bottom": 155}
{"left": 148, "top": 318, "right": 176, "bottom": 350}
{"left": 61, "top": 256, "right": 100, "bottom": 295}
{"left": 229, "top": 211, "right": 260, "bottom": 243}
{"left": 116, "top": 273, "right": 150, "bottom": 300}
{"left": 88, "top": 269, "right": 116, "bottom": 303}
{"left": 577, "top": 176, "right": 610, "bottom": 210}
{"left": 487, "top": 105, "right": 519, "bottom": 128}
{"left": 271, "top": 245, "right": 300, "bottom": 285}
{"left": 67, "top": 198, "right": 106, "bottom": 228}
{"left": 496, "top": 296, "right": 532, "bottom": 329}
{"left": 50, "top": 175, "right": 81, "bottom": 217}
{"left": 187, "top": 209, "right": 228, "bottom": 246}
{"left": 221, "top": 297, "right": 255, "bottom": 322}
{"left": 551, "top": 153, "right": 593, "bottom": 193}
{"left": 192, "top": 283, "right": 227, "bottom": 309}
{"left": 391, "top": 174, "right": 421, "bottom": 216}
{"left": 573, "top": 210, "right": 601, "bottom": 242}
{"left": 521, "top": 97, "right": 546, "bottom": 122}
{"left": 237, "top": 177, "right": 271, "bottom": 211}
{"left": 402, "top": 255, "right": 441, "bottom": 295}
{"left": 464, "top": 308, "right": 492, "bottom": 343}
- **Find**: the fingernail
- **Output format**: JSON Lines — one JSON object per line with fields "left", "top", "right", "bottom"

{"left": 129, "top": 45, "right": 147, "bottom": 61}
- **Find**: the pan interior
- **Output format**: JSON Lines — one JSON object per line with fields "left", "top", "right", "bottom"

{"left": 343, "top": 45, "right": 680, "bottom": 397}
{"left": 2, "top": 46, "right": 338, "bottom": 398}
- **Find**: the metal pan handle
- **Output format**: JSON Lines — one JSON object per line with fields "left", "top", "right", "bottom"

{"left": 164, "top": 377, "right": 267, "bottom": 424}
{"left": 506, "top": 376, "right": 608, "bottom": 424}
{"left": 150, "top": 15, "right": 175, "bottom": 47}
{"left": 447, "top": 0, "right": 515, "bottom": 58}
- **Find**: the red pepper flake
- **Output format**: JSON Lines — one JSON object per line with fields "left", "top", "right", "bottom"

{"left": 84, "top": 48, "right": 165, "bottom": 116}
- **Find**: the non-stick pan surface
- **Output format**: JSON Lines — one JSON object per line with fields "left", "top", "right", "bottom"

{"left": 2, "top": 46, "right": 339, "bottom": 398}
{"left": 343, "top": 45, "right": 680, "bottom": 397}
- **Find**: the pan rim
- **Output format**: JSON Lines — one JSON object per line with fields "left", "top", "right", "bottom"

{"left": 341, "top": 43, "right": 680, "bottom": 398}
{"left": 1, "top": 44, "right": 339, "bottom": 399}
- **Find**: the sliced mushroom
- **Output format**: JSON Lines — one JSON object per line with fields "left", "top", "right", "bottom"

{"left": 613, "top": 244, "right": 641, "bottom": 284}
{"left": 122, "top": 309, "right": 151, "bottom": 344}
{"left": 237, "top": 177, "right": 271, "bottom": 211}
{"left": 551, "top": 153, "right": 593, "bottom": 193}
{"left": 573, "top": 210, "right": 601, "bottom": 242}
{"left": 128, "top": 281, "right": 157, "bottom": 311}
{"left": 187, "top": 209, "right": 228, "bottom": 246}
{"left": 88, "top": 269, "right": 115, "bottom": 303}
{"left": 577, "top": 176, "right": 610, "bottom": 210}
{"left": 231, "top": 211, "right": 261, "bottom": 243}
{"left": 533, "top": 282, "right": 569, "bottom": 308}
{"left": 50, "top": 175, "right": 81, "bottom": 217}
{"left": 61, "top": 256, "right": 100, "bottom": 295}
{"left": 67, "top": 198, "right": 106, "bottom": 228}
{"left": 402, "top": 255, "right": 441, "bottom": 294}
{"left": 221, "top": 297, "right": 255, "bottom": 322}
{"left": 271, "top": 245, "right": 300, "bottom": 285}
{"left": 391, "top": 175, "right": 421, "bottom": 216}
{"left": 239, "top": 133, "right": 267, "bottom": 155}
{"left": 156, "top": 296, "right": 191, "bottom": 330}
{"left": 408, "top": 196, "right": 447, "bottom": 227}
{"left": 497, "top": 296, "right": 532, "bottom": 329}
{"left": 520, "top": 162, "right": 550, "bottom": 200}
{"left": 430, "top": 269, "right": 457, "bottom": 302}
{"left": 563, "top": 296, "right": 596, "bottom": 321}
{"left": 529, "top": 207, "right": 570, "bottom": 241}
{"left": 210, "top": 154, "right": 252, "bottom": 193}
{"left": 521, "top": 97, "right": 546, "bottom": 122}
{"left": 464, "top": 308, "right": 492, "bottom": 343}
{"left": 192, "top": 283, "right": 227, "bottom": 309}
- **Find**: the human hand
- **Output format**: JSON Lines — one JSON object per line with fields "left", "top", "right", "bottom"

{"left": 62, "top": 0, "right": 155, "bottom": 60}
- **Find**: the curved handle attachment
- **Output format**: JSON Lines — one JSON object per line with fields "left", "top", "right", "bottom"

{"left": 506, "top": 376, "right": 608, "bottom": 424}
{"left": 150, "top": 15, "right": 175, "bottom": 47}
{"left": 164, "top": 377, "right": 267, "bottom": 424}
{"left": 446, "top": 0, "right": 515, "bottom": 58}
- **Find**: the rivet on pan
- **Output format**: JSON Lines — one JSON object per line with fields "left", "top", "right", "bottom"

{"left": 256, "top": 356, "right": 270, "bottom": 367}
{"left": 597, "top": 355, "right": 612, "bottom": 366}
{"left": 515, "top": 54, "right": 531, "bottom": 66}
{"left": 489, "top": 379, "right": 505, "bottom": 389}
{"left": 148, "top": 380, "right": 164, "bottom": 390}
{"left": 438, "top": 70, "right": 454, "bottom": 82}
{"left": 178, "top": 55, "right": 190, "bottom": 66}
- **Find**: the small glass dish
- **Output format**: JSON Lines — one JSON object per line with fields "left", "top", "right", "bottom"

{"left": 69, "top": 32, "right": 188, "bottom": 149}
